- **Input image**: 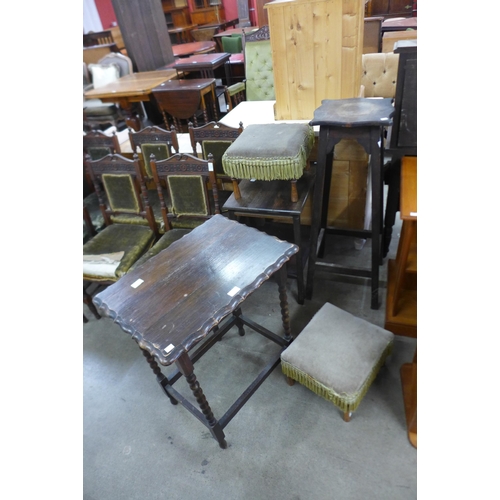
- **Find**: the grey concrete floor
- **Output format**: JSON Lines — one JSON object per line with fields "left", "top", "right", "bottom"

{"left": 83, "top": 214, "right": 417, "bottom": 500}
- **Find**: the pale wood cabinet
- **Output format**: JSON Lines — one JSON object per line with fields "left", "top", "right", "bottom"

{"left": 267, "top": 0, "right": 364, "bottom": 120}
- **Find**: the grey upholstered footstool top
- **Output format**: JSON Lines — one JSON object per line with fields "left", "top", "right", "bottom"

{"left": 281, "top": 302, "right": 394, "bottom": 420}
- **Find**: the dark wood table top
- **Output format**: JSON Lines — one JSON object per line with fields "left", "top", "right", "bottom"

{"left": 151, "top": 78, "right": 216, "bottom": 94}
{"left": 381, "top": 17, "right": 417, "bottom": 32}
{"left": 213, "top": 27, "right": 259, "bottom": 39}
{"left": 168, "top": 24, "right": 197, "bottom": 35}
{"left": 172, "top": 41, "right": 216, "bottom": 57}
{"left": 171, "top": 52, "right": 231, "bottom": 71}
{"left": 310, "top": 98, "right": 395, "bottom": 127}
{"left": 93, "top": 215, "right": 298, "bottom": 366}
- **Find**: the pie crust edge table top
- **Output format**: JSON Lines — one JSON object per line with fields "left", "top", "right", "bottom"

{"left": 93, "top": 215, "right": 298, "bottom": 366}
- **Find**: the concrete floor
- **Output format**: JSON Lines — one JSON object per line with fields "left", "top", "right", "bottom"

{"left": 83, "top": 215, "right": 417, "bottom": 500}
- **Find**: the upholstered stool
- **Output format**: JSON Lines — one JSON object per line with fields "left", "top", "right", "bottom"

{"left": 281, "top": 302, "right": 394, "bottom": 421}
{"left": 222, "top": 123, "right": 315, "bottom": 202}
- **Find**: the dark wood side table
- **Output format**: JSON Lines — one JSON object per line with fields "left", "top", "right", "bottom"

{"left": 223, "top": 169, "right": 315, "bottom": 305}
{"left": 93, "top": 215, "right": 298, "bottom": 449}
{"left": 306, "top": 98, "right": 394, "bottom": 310}
{"left": 151, "top": 78, "right": 219, "bottom": 130}
{"left": 170, "top": 52, "right": 233, "bottom": 86}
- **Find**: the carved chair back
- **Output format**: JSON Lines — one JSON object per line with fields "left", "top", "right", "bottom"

{"left": 149, "top": 153, "right": 220, "bottom": 231}
{"left": 84, "top": 153, "right": 157, "bottom": 235}
{"left": 188, "top": 121, "right": 243, "bottom": 185}
{"left": 128, "top": 125, "right": 180, "bottom": 178}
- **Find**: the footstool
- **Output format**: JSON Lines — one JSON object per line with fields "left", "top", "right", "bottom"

{"left": 281, "top": 302, "right": 394, "bottom": 421}
{"left": 222, "top": 122, "right": 315, "bottom": 202}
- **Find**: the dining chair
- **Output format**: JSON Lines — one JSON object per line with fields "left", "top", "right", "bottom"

{"left": 221, "top": 34, "right": 242, "bottom": 54}
{"left": 83, "top": 129, "right": 122, "bottom": 240}
{"left": 128, "top": 125, "right": 180, "bottom": 232}
{"left": 83, "top": 52, "right": 138, "bottom": 131}
{"left": 83, "top": 153, "right": 158, "bottom": 317}
{"left": 129, "top": 152, "right": 220, "bottom": 270}
{"left": 223, "top": 25, "right": 275, "bottom": 103}
{"left": 188, "top": 120, "right": 243, "bottom": 191}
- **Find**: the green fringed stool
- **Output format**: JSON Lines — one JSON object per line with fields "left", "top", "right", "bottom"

{"left": 222, "top": 123, "right": 315, "bottom": 202}
{"left": 281, "top": 302, "right": 394, "bottom": 422}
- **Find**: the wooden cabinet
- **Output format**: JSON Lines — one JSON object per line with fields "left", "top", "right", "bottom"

{"left": 162, "top": 0, "right": 191, "bottom": 28}
{"left": 255, "top": 0, "right": 273, "bottom": 27}
{"left": 366, "top": 0, "right": 414, "bottom": 19}
{"left": 190, "top": 6, "right": 226, "bottom": 26}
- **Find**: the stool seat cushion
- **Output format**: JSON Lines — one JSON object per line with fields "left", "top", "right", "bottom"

{"left": 281, "top": 302, "right": 394, "bottom": 413}
{"left": 222, "top": 123, "right": 314, "bottom": 181}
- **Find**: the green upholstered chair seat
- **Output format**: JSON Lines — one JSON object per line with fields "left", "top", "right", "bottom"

{"left": 281, "top": 302, "right": 394, "bottom": 415}
{"left": 83, "top": 223, "right": 155, "bottom": 281}
{"left": 226, "top": 81, "right": 245, "bottom": 96}
{"left": 222, "top": 123, "right": 315, "bottom": 181}
{"left": 130, "top": 228, "right": 192, "bottom": 271}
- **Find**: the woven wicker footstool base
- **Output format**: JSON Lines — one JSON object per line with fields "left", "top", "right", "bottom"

{"left": 281, "top": 302, "right": 394, "bottom": 421}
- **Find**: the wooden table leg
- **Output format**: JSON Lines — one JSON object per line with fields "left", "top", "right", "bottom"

{"left": 292, "top": 215, "right": 305, "bottom": 305}
{"left": 278, "top": 265, "right": 292, "bottom": 342}
{"left": 176, "top": 352, "right": 227, "bottom": 448}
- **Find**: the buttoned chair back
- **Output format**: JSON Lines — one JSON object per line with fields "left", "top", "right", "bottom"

{"left": 360, "top": 52, "right": 399, "bottom": 98}
{"left": 243, "top": 25, "right": 275, "bottom": 101}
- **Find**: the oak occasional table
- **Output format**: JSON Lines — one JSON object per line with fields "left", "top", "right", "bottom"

{"left": 83, "top": 69, "right": 178, "bottom": 131}
{"left": 93, "top": 215, "right": 298, "bottom": 449}
{"left": 306, "top": 98, "right": 395, "bottom": 310}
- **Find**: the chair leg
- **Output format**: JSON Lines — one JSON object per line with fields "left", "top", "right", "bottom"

{"left": 83, "top": 287, "right": 101, "bottom": 320}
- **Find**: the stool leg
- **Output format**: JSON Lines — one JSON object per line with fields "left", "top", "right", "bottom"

{"left": 343, "top": 411, "right": 352, "bottom": 422}
{"left": 290, "top": 179, "right": 298, "bottom": 203}
{"left": 293, "top": 215, "right": 305, "bottom": 305}
{"left": 286, "top": 377, "right": 295, "bottom": 386}
{"left": 232, "top": 178, "right": 241, "bottom": 199}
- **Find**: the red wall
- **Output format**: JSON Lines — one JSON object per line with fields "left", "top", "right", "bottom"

{"left": 94, "top": 0, "right": 117, "bottom": 29}
{"left": 94, "top": 0, "right": 241, "bottom": 29}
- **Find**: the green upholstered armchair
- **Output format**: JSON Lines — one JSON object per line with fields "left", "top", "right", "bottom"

{"left": 128, "top": 152, "right": 220, "bottom": 271}
{"left": 224, "top": 25, "right": 275, "bottom": 103}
